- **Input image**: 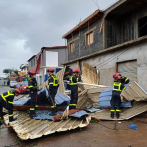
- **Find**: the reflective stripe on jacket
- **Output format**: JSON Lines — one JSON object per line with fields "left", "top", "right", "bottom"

{"left": 1, "top": 90, "right": 14, "bottom": 104}
{"left": 69, "top": 76, "right": 78, "bottom": 85}
{"left": 49, "top": 75, "right": 59, "bottom": 87}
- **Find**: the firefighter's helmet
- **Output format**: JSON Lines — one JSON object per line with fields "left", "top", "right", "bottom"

{"left": 47, "top": 68, "right": 54, "bottom": 72}
{"left": 28, "top": 70, "right": 37, "bottom": 75}
{"left": 113, "top": 72, "right": 121, "bottom": 79}
{"left": 73, "top": 68, "right": 79, "bottom": 73}
{"left": 15, "top": 88, "right": 22, "bottom": 94}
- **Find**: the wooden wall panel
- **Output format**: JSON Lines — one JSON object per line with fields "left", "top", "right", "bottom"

{"left": 81, "top": 61, "right": 99, "bottom": 89}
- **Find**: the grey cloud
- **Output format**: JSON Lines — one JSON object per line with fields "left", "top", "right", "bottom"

{"left": 0, "top": 0, "right": 116, "bottom": 77}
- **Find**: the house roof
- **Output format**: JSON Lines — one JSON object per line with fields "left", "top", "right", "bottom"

{"left": 62, "top": 9, "right": 104, "bottom": 39}
{"left": 27, "top": 55, "right": 36, "bottom": 62}
{"left": 41, "top": 46, "right": 67, "bottom": 50}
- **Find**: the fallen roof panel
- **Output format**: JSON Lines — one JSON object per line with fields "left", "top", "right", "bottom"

{"left": 91, "top": 102, "right": 147, "bottom": 120}
{"left": 121, "top": 81, "right": 147, "bottom": 101}
{"left": 3, "top": 111, "right": 91, "bottom": 140}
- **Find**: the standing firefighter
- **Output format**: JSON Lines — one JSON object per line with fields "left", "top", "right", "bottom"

{"left": 0, "top": 88, "right": 21, "bottom": 125}
{"left": 47, "top": 68, "right": 59, "bottom": 116}
{"left": 69, "top": 68, "right": 81, "bottom": 109}
{"left": 111, "top": 72, "right": 129, "bottom": 118}
{"left": 28, "top": 70, "right": 38, "bottom": 118}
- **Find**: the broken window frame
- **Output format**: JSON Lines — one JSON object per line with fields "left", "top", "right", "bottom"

{"left": 86, "top": 31, "right": 94, "bottom": 46}
{"left": 69, "top": 42, "right": 74, "bottom": 53}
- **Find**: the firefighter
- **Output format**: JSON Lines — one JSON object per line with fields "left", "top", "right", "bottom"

{"left": 69, "top": 68, "right": 81, "bottom": 110}
{"left": 47, "top": 68, "right": 59, "bottom": 116}
{"left": 28, "top": 70, "right": 38, "bottom": 118}
{"left": 111, "top": 74, "right": 126, "bottom": 119}
{"left": 0, "top": 88, "right": 21, "bottom": 125}
{"left": 113, "top": 72, "right": 130, "bottom": 84}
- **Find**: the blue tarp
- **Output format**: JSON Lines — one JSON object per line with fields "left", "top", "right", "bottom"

{"left": 98, "top": 83, "right": 132, "bottom": 108}
{"left": 13, "top": 89, "right": 70, "bottom": 107}
{"left": 69, "top": 110, "right": 88, "bottom": 118}
{"left": 13, "top": 98, "right": 31, "bottom": 106}
{"left": 34, "top": 110, "right": 63, "bottom": 120}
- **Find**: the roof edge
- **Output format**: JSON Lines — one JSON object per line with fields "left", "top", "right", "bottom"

{"left": 62, "top": 9, "right": 104, "bottom": 39}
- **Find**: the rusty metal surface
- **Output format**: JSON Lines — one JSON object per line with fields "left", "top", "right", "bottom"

{"left": 91, "top": 102, "right": 147, "bottom": 120}
{"left": 3, "top": 111, "right": 91, "bottom": 140}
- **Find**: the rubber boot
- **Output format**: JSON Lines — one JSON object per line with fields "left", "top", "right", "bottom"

{"left": 30, "top": 111, "right": 37, "bottom": 119}
{"left": 50, "top": 108, "right": 57, "bottom": 116}
{"left": 116, "top": 111, "right": 120, "bottom": 118}
{"left": 9, "top": 117, "right": 17, "bottom": 122}
{"left": 110, "top": 112, "right": 114, "bottom": 118}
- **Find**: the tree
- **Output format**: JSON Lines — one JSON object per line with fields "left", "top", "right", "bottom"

{"left": 3, "top": 68, "right": 20, "bottom": 78}
{"left": 3, "top": 69, "right": 12, "bottom": 77}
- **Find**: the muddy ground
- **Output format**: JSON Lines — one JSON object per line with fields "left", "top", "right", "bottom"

{"left": 1, "top": 86, "right": 147, "bottom": 147}
{"left": 1, "top": 115, "right": 147, "bottom": 147}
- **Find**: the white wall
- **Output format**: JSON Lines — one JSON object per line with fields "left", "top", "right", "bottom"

{"left": 46, "top": 51, "right": 58, "bottom": 67}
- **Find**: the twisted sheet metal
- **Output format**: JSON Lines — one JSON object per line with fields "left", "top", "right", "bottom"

{"left": 91, "top": 102, "right": 147, "bottom": 120}
{"left": 121, "top": 81, "right": 147, "bottom": 101}
{"left": 3, "top": 111, "right": 91, "bottom": 140}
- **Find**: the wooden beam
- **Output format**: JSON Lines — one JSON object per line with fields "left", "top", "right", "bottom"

{"left": 77, "top": 82, "right": 108, "bottom": 87}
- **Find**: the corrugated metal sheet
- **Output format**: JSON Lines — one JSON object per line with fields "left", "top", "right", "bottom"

{"left": 77, "top": 87, "right": 109, "bottom": 108}
{"left": 81, "top": 61, "right": 99, "bottom": 90}
{"left": 3, "top": 111, "right": 91, "bottom": 140}
{"left": 91, "top": 102, "right": 147, "bottom": 120}
{"left": 121, "top": 81, "right": 147, "bottom": 101}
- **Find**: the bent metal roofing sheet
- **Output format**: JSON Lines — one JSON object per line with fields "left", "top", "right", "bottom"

{"left": 3, "top": 111, "right": 91, "bottom": 140}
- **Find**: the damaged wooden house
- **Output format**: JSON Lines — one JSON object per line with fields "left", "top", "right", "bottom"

{"left": 62, "top": 0, "right": 147, "bottom": 91}
{"left": 3, "top": 0, "right": 147, "bottom": 141}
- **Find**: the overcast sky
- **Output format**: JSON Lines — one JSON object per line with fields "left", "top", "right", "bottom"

{"left": 0, "top": 0, "right": 117, "bottom": 77}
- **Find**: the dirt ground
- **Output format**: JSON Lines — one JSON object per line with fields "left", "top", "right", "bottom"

{"left": 1, "top": 114, "right": 147, "bottom": 147}
{"left": 1, "top": 87, "right": 147, "bottom": 147}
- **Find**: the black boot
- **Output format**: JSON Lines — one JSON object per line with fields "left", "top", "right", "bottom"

{"left": 116, "top": 111, "right": 120, "bottom": 118}
{"left": 9, "top": 117, "right": 17, "bottom": 122}
{"left": 110, "top": 112, "right": 114, "bottom": 118}
{"left": 50, "top": 108, "right": 57, "bottom": 116}
{"left": 30, "top": 111, "right": 37, "bottom": 119}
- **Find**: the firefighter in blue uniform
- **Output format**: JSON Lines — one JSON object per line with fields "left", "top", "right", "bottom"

{"left": 0, "top": 88, "right": 21, "bottom": 125}
{"left": 114, "top": 72, "right": 130, "bottom": 84}
{"left": 111, "top": 72, "right": 130, "bottom": 118}
{"left": 47, "top": 68, "right": 59, "bottom": 116}
{"left": 28, "top": 70, "right": 38, "bottom": 118}
{"left": 69, "top": 68, "right": 81, "bottom": 109}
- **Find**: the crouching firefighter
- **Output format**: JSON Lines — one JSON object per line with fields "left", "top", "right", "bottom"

{"left": 69, "top": 68, "right": 81, "bottom": 110}
{"left": 47, "top": 68, "right": 59, "bottom": 116}
{"left": 28, "top": 70, "right": 38, "bottom": 119}
{"left": 0, "top": 88, "right": 21, "bottom": 125}
{"left": 110, "top": 73, "right": 126, "bottom": 119}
